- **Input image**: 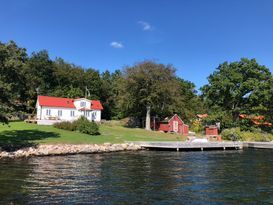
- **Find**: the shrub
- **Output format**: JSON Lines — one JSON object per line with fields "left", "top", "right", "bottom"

{"left": 53, "top": 116, "right": 100, "bottom": 135}
{"left": 191, "top": 119, "right": 203, "bottom": 133}
{"left": 53, "top": 121, "right": 77, "bottom": 131}
{"left": 221, "top": 127, "right": 273, "bottom": 142}
{"left": 75, "top": 116, "right": 99, "bottom": 135}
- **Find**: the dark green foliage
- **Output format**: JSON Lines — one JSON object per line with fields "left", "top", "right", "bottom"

{"left": 53, "top": 117, "right": 100, "bottom": 135}
{"left": 100, "top": 70, "right": 122, "bottom": 120}
{"left": 202, "top": 110, "right": 236, "bottom": 131}
{"left": 75, "top": 117, "right": 100, "bottom": 135}
{"left": 201, "top": 58, "right": 273, "bottom": 131}
{"left": 0, "top": 41, "right": 29, "bottom": 123}
{"left": 175, "top": 78, "right": 205, "bottom": 122}
{"left": 118, "top": 61, "right": 179, "bottom": 118}
{"left": 53, "top": 121, "right": 78, "bottom": 131}
{"left": 117, "top": 61, "right": 203, "bottom": 123}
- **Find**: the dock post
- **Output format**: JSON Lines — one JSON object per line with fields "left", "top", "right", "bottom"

{"left": 223, "top": 147, "right": 226, "bottom": 150}
{"left": 177, "top": 148, "right": 179, "bottom": 152}
{"left": 201, "top": 147, "right": 203, "bottom": 151}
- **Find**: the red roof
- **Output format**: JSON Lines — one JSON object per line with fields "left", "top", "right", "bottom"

{"left": 91, "top": 100, "right": 104, "bottom": 110}
{"left": 38, "top": 96, "right": 75, "bottom": 108}
{"left": 197, "top": 114, "right": 208, "bottom": 119}
{"left": 38, "top": 96, "right": 103, "bottom": 110}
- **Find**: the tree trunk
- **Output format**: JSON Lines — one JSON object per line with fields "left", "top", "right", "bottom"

{"left": 145, "top": 105, "right": 151, "bottom": 130}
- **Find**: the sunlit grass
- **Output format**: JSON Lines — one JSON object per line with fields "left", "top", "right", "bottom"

{"left": 0, "top": 121, "right": 186, "bottom": 145}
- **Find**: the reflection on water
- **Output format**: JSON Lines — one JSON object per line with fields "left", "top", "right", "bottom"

{"left": 0, "top": 149, "right": 272, "bottom": 204}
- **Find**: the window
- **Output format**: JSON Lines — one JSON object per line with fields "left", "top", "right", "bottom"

{"left": 80, "top": 101, "right": 86, "bottom": 107}
{"left": 92, "top": 112, "right": 97, "bottom": 120}
{"left": 70, "top": 111, "right": 75, "bottom": 117}
{"left": 85, "top": 111, "right": 90, "bottom": 117}
{"left": 46, "top": 109, "right": 51, "bottom": 115}
{"left": 58, "top": 110, "right": 62, "bottom": 117}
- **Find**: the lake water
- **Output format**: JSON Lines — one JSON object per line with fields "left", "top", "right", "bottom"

{"left": 0, "top": 149, "right": 272, "bottom": 204}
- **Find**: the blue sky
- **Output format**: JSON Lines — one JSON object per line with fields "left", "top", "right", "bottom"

{"left": 1, "top": 0, "right": 273, "bottom": 89}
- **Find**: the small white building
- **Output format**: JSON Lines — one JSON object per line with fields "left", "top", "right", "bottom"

{"left": 36, "top": 95, "right": 103, "bottom": 125}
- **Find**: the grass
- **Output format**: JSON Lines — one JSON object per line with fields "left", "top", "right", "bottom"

{"left": 0, "top": 121, "right": 185, "bottom": 151}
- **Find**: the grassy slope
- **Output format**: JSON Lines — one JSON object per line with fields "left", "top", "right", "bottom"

{"left": 0, "top": 121, "right": 185, "bottom": 145}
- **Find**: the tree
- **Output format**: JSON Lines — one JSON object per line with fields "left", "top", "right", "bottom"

{"left": 100, "top": 70, "right": 123, "bottom": 120}
{"left": 176, "top": 78, "right": 205, "bottom": 122}
{"left": 24, "top": 50, "right": 56, "bottom": 109}
{"left": 84, "top": 68, "right": 102, "bottom": 99}
{"left": 117, "top": 61, "right": 181, "bottom": 130}
{"left": 0, "top": 41, "right": 28, "bottom": 123}
{"left": 201, "top": 58, "right": 273, "bottom": 129}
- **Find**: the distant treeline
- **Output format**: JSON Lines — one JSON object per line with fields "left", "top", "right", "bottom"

{"left": 0, "top": 40, "right": 204, "bottom": 124}
{"left": 1, "top": 40, "right": 273, "bottom": 132}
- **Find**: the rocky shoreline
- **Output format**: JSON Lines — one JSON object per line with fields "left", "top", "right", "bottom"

{"left": 0, "top": 143, "right": 143, "bottom": 159}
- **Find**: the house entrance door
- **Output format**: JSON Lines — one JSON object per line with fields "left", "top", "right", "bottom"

{"left": 173, "top": 121, "right": 178, "bottom": 132}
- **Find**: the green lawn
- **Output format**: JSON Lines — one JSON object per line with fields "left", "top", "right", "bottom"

{"left": 0, "top": 121, "right": 184, "bottom": 150}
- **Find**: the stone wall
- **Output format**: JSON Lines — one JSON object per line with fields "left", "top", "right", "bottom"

{"left": 0, "top": 143, "right": 143, "bottom": 159}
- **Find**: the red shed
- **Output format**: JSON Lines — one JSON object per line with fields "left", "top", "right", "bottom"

{"left": 154, "top": 114, "right": 189, "bottom": 135}
{"left": 205, "top": 125, "right": 218, "bottom": 136}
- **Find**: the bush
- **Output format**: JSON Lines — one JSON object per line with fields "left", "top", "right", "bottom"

{"left": 53, "top": 121, "right": 77, "bottom": 131}
{"left": 221, "top": 127, "right": 273, "bottom": 142}
{"left": 53, "top": 116, "right": 100, "bottom": 135}
{"left": 75, "top": 116, "right": 99, "bottom": 135}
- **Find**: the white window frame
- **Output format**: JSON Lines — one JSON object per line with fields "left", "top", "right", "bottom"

{"left": 58, "top": 110, "right": 62, "bottom": 117}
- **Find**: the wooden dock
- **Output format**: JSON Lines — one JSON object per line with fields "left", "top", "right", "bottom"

{"left": 134, "top": 141, "right": 244, "bottom": 151}
{"left": 244, "top": 142, "right": 273, "bottom": 149}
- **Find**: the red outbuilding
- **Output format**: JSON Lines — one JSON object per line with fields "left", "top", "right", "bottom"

{"left": 205, "top": 125, "right": 218, "bottom": 136}
{"left": 152, "top": 114, "right": 189, "bottom": 135}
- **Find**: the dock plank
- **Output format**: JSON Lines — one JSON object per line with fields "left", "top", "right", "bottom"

{"left": 134, "top": 141, "right": 243, "bottom": 151}
{"left": 244, "top": 142, "right": 273, "bottom": 149}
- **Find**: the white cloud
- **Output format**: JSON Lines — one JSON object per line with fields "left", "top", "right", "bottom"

{"left": 110, "top": 41, "right": 124, "bottom": 48}
{"left": 138, "top": 21, "right": 152, "bottom": 31}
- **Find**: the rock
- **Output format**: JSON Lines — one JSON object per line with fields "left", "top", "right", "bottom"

{"left": 0, "top": 151, "right": 10, "bottom": 158}
{"left": 0, "top": 143, "right": 141, "bottom": 158}
{"left": 103, "top": 143, "right": 112, "bottom": 146}
{"left": 38, "top": 149, "right": 49, "bottom": 156}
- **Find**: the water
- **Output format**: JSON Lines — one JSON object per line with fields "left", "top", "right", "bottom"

{"left": 0, "top": 149, "right": 272, "bottom": 204}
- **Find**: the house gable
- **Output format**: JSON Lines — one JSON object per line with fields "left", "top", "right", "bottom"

{"left": 168, "top": 114, "right": 184, "bottom": 124}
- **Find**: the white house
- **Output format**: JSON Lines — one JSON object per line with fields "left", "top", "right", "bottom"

{"left": 36, "top": 95, "right": 103, "bottom": 125}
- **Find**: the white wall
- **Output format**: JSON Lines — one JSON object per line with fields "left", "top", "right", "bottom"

{"left": 36, "top": 98, "right": 101, "bottom": 122}
{"left": 73, "top": 99, "right": 91, "bottom": 110}
{"left": 38, "top": 106, "right": 101, "bottom": 122}
{"left": 92, "top": 110, "right": 101, "bottom": 122}
{"left": 40, "top": 106, "right": 77, "bottom": 121}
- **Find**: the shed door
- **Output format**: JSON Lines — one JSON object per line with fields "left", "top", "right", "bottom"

{"left": 173, "top": 121, "right": 178, "bottom": 132}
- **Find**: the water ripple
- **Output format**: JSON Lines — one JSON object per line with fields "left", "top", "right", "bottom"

{"left": 0, "top": 149, "right": 272, "bottom": 204}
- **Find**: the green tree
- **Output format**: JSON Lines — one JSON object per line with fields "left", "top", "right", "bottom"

{"left": 84, "top": 68, "right": 102, "bottom": 99}
{"left": 176, "top": 78, "right": 205, "bottom": 122}
{"left": 201, "top": 58, "right": 273, "bottom": 129}
{"left": 118, "top": 61, "right": 181, "bottom": 130}
{"left": 24, "top": 50, "right": 56, "bottom": 109}
{"left": 100, "top": 70, "right": 123, "bottom": 120}
{"left": 0, "top": 41, "right": 28, "bottom": 123}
